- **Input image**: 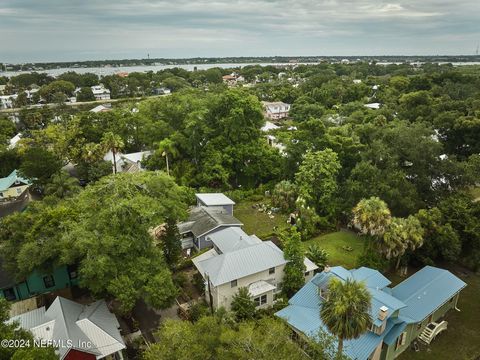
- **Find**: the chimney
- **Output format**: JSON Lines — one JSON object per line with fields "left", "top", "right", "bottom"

{"left": 378, "top": 306, "right": 389, "bottom": 321}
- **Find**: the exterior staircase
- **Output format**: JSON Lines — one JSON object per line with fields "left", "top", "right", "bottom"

{"left": 418, "top": 321, "right": 448, "bottom": 344}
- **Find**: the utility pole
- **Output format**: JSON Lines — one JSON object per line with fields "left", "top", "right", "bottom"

{"left": 206, "top": 273, "right": 214, "bottom": 315}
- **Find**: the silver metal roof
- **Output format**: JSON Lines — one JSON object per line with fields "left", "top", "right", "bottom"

{"left": 195, "top": 193, "right": 235, "bottom": 206}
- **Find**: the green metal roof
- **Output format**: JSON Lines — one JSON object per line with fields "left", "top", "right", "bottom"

{"left": 0, "top": 170, "right": 31, "bottom": 192}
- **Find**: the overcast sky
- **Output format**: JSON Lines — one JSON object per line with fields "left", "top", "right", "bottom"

{"left": 1, "top": 0, "right": 479, "bottom": 63}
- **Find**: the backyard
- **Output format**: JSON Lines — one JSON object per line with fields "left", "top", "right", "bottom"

{"left": 397, "top": 268, "right": 480, "bottom": 360}
{"left": 234, "top": 199, "right": 289, "bottom": 238}
{"left": 233, "top": 199, "right": 480, "bottom": 359}
{"left": 235, "top": 198, "right": 364, "bottom": 269}
{"left": 303, "top": 230, "right": 364, "bottom": 269}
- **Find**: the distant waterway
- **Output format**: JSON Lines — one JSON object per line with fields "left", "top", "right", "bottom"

{"left": 0, "top": 63, "right": 309, "bottom": 77}
{"left": 2, "top": 61, "right": 480, "bottom": 78}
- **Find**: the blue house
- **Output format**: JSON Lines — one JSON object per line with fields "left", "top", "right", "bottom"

{"left": 275, "top": 266, "right": 466, "bottom": 360}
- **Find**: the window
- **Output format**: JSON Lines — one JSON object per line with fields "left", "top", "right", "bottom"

{"left": 254, "top": 294, "right": 267, "bottom": 307}
{"left": 305, "top": 271, "right": 310, "bottom": 277}
{"left": 319, "top": 287, "right": 329, "bottom": 300}
{"left": 3, "top": 288, "right": 16, "bottom": 301}
{"left": 396, "top": 331, "right": 407, "bottom": 350}
{"left": 269, "top": 267, "right": 275, "bottom": 275}
{"left": 231, "top": 279, "right": 237, "bottom": 288}
{"left": 67, "top": 265, "right": 78, "bottom": 280}
{"left": 43, "top": 275, "right": 55, "bottom": 288}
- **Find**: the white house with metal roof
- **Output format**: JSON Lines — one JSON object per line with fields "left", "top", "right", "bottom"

{"left": 262, "top": 101, "right": 291, "bottom": 120}
{"left": 9, "top": 296, "right": 125, "bottom": 360}
{"left": 192, "top": 226, "right": 318, "bottom": 310}
{"left": 103, "top": 150, "right": 152, "bottom": 174}
{"left": 195, "top": 193, "right": 235, "bottom": 215}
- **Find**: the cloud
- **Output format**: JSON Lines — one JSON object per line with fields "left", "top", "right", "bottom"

{"left": 1, "top": 0, "right": 479, "bottom": 62}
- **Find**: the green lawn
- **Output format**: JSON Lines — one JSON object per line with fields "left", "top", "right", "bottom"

{"left": 303, "top": 230, "right": 364, "bottom": 269}
{"left": 470, "top": 187, "right": 480, "bottom": 200}
{"left": 234, "top": 200, "right": 288, "bottom": 238}
{"left": 398, "top": 270, "right": 480, "bottom": 360}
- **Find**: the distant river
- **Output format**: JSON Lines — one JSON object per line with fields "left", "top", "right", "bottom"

{"left": 1, "top": 63, "right": 313, "bottom": 77}
{"left": 2, "top": 61, "right": 480, "bottom": 78}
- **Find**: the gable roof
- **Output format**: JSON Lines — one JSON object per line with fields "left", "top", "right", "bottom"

{"left": 195, "top": 193, "right": 235, "bottom": 206}
{"left": 206, "top": 227, "right": 261, "bottom": 253}
{"left": 276, "top": 275, "right": 398, "bottom": 360}
{"left": 276, "top": 266, "right": 466, "bottom": 360}
{"left": 178, "top": 206, "right": 242, "bottom": 237}
{"left": 10, "top": 297, "right": 125, "bottom": 359}
{"left": 391, "top": 266, "right": 466, "bottom": 323}
{"left": 194, "top": 241, "right": 287, "bottom": 287}
{"left": 0, "top": 170, "right": 31, "bottom": 192}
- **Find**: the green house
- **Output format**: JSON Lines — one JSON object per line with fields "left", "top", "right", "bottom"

{"left": 0, "top": 260, "right": 78, "bottom": 302}
{"left": 276, "top": 266, "right": 466, "bottom": 360}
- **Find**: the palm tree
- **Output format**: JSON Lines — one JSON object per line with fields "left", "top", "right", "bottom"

{"left": 383, "top": 215, "right": 424, "bottom": 269}
{"left": 306, "top": 244, "right": 328, "bottom": 271}
{"left": 157, "top": 138, "right": 178, "bottom": 176}
{"left": 320, "top": 278, "right": 372, "bottom": 357}
{"left": 352, "top": 197, "right": 392, "bottom": 237}
{"left": 44, "top": 171, "right": 81, "bottom": 199}
{"left": 101, "top": 132, "right": 124, "bottom": 174}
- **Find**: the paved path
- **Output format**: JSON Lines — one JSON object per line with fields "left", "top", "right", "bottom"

{"left": 132, "top": 299, "right": 179, "bottom": 343}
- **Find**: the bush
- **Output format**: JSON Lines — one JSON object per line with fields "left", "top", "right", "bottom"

{"left": 357, "top": 248, "right": 389, "bottom": 271}
{"left": 173, "top": 272, "right": 188, "bottom": 288}
{"left": 188, "top": 301, "right": 210, "bottom": 322}
{"left": 193, "top": 272, "right": 205, "bottom": 295}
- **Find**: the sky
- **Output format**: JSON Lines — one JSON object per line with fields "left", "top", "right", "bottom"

{"left": 1, "top": 0, "right": 479, "bottom": 63}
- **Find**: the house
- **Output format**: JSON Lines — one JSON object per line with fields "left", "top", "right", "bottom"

{"left": 276, "top": 266, "right": 466, "bottom": 360}
{"left": 10, "top": 296, "right": 125, "bottom": 360}
{"left": 8, "top": 133, "right": 22, "bottom": 150}
{"left": 260, "top": 121, "right": 287, "bottom": 155}
{"left": 365, "top": 102, "right": 381, "bottom": 110}
{"left": 222, "top": 74, "right": 244, "bottom": 87}
{"left": 261, "top": 121, "right": 280, "bottom": 132}
{"left": 152, "top": 87, "right": 171, "bottom": 95}
{"left": 262, "top": 101, "right": 291, "bottom": 120}
{"left": 103, "top": 150, "right": 152, "bottom": 173}
{"left": 90, "top": 85, "right": 111, "bottom": 101}
{"left": 0, "top": 94, "right": 17, "bottom": 109}
{"left": 0, "top": 170, "right": 31, "bottom": 201}
{"left": 0, "top": 259, "right": 79, "bottom": 302}
{"left": 178, "top": 203, "right": 243, "bottom": 250}
{"left": 192, "top": 226, "right": 318, "bottom": 310}
{"left": 89, "top": 104, "right": 111, "bottom": 113}
{"left": 195, "top": 193, "right": 235, "bottom": 215}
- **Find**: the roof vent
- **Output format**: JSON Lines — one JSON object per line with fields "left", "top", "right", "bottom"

{"left": 378, "top": 306, "right": 388, "bottom": 320}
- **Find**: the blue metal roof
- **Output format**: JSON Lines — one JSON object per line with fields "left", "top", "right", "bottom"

{"left": 383, "top": 322, "right": 407, "bottom": 346}
{"left": 391, "top": 266, "right": 466, "bottom": 323}
{"left": 351, "top": 267, "right": 391, "bottom": 289}
{"left": 275, "top": 265, "right": 466, "bottom": 360}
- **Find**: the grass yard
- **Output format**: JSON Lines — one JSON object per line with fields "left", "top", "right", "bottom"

{"left": 398, "top": 269, "right": 480, "bottom": 360}
{"left": 470, "top": 187, "right": 480, "bottom": 201}
{"left": 234, "top": 199, "right": 289, "bottom": 238}
{"left": 303, "top": 230, "right": 364, "bottom": 269}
